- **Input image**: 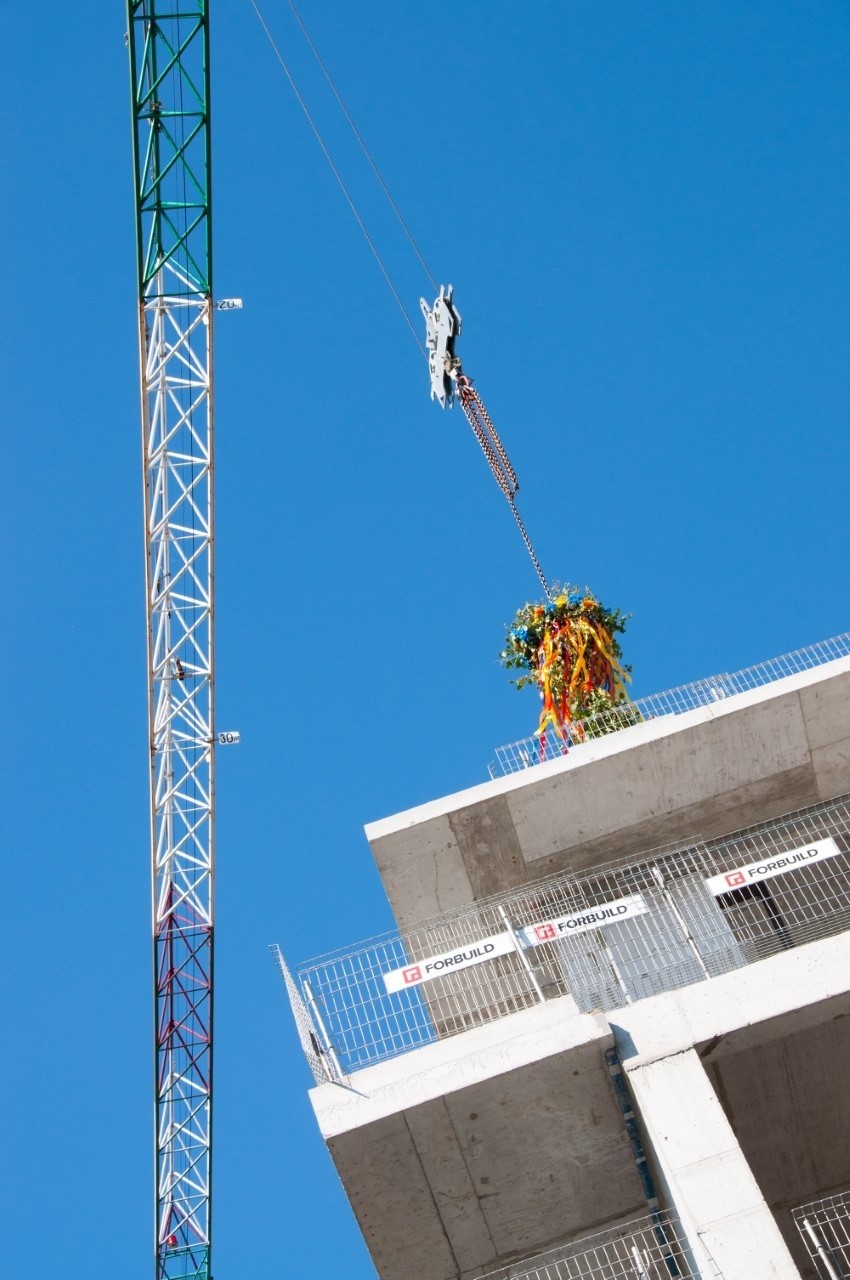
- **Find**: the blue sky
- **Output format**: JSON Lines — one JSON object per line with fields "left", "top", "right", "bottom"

{"left": 2, "top": 2, "right": 849, "bottom": 1275}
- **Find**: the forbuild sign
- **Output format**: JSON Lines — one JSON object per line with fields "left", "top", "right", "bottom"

{"left": 382, "top": 894, "right": 652, "bottom": 993}
{"left": 382, "top": 931, "right": 516, "bottom": 994}
{"left": 517, "top": 894, "right": 649, "bottom": 947}
{"left": 704, "top": 837, "right": 841, "bottom": 897}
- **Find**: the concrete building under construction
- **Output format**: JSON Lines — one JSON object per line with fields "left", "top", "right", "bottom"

{"left": 275, "top": 635, "right": 850, "bottom": 1280}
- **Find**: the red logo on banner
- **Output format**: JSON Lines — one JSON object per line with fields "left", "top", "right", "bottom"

{"left": 535, "top": 923, "right": 557, "bottom": 941}
{"left": 402, "top": 966, "right": 422, "bottom": 984}
{"left": 724, "top": 871, "right": 747, "bottom": 888}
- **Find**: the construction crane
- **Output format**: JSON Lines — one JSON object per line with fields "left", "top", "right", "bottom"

{"left": 127, "top": 4, "right": 216, "bottom": 1278}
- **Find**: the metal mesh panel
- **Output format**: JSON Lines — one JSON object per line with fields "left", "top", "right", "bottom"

{"left": 296, "top": 936, "right": 438, "bottom": 1071}
{"left": 793, "top": 1190, "right": 850, "bottom": 1280}
{"left": 706, "top": 800, "right": 850, "bottom": 962}
{"left": 296, "top": 911, "right": 542, "bottom": 1072}
{"left": 291, "top": 794, "right": 850, "bottom": 1074}
{"left": 269, "top": 945, "right": 339, "bottom": 1084}
{"left": 505, "top": 843, "right": 731, "bottom": 1010}
{"left": 474, "top": 1211, "right": 701, "bottom": 1280}
{"left": 490, "top": 634, "right": 850, "bottom": 778}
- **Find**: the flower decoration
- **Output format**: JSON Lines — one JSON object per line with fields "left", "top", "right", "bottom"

{"left": 500, "top": 586, "right": 635, "bottom": 746}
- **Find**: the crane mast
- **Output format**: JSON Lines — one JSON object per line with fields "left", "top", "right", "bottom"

{"left": 127, "top": 5, "right": 215, "bottom": 1278}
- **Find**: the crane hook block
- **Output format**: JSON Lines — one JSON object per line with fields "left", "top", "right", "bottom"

{"left": 420, "top": 285, "right": 462, "bottom": 408}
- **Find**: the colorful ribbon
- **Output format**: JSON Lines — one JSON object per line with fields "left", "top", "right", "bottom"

{"left": 534, "top": 594, "right": 629, "bottom": 743}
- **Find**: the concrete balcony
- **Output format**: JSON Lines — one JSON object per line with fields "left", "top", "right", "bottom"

{"left": 303, "top": 929, "right": 850, "bottom": 1280}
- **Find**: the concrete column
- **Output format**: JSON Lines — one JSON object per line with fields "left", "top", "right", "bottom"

{"left": 622, "top": 1047, "right": 801, "bottom": 1280}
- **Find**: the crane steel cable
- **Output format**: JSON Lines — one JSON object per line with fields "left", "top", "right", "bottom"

{"left": 282, "top": 0, "right": 439, "bottom": 295}
{"left": 249, "top": 0, "right": 551, "bottom": 597}
{"left": 249, "top": 0, "right": 426, "bottom": 355}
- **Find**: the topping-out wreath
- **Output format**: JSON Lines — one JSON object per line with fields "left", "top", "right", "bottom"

{"left": 500, "top": 587, "right": 637, "bottom": 745}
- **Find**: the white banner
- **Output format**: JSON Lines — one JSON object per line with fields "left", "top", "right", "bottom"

{"left": 704, "top": 838, "right": 841, "bottom": 897}
{"left": 517, "top": 894, "right": 649, "bottom": 947}
{"left": 383, "top": 931, "right": 516, "bottom": 993}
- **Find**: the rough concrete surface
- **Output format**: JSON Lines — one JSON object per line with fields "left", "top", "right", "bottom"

{"left": 313, "top": 999, "right": 645, "bottom": 1280}
{"left": 328, "top": 1045, "right": 646, "bottom": 1280}
{"left": 707, "top": 1012, "right": 850, "bottom": 1275}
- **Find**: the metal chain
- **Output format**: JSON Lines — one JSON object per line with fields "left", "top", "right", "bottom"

{"left": 509, "top": 499, "right": 552, "bottom": 599}
{"left": 458, "top": 379, "right": 518, "bottom": 498}
{"left": 251, "top": 0, "right": 547, "bottom": 598}
{"left": 465, "top": 383, "right": 518, "bottom": 494}
{"left": 460, "top": 397, "right": 515, "bottom": 499}
{"left": 457, "top": 378, "right": 550, "bottom": 598}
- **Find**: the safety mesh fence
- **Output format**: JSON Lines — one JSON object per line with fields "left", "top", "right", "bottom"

{"left": 287, "top": 794, "right": 850, "bottom": 1075}
{"left": 489, "top": 634, "right": 850, "bottom": 778}
{"left": 269, "top": 945, "right": 339, "bottom": 1084}
{"left": 474, "top": 1211, "right": 702, "bottom": 1280}
{"left": 793, "top": 1189, "right": 850, "bottom": 1280}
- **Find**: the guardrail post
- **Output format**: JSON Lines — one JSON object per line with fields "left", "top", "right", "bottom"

{"left": 302, "top": 977, "right": 346, "bottom": 1082}
{"left": 801, "top": 1219, "right": 847, "bottom": 1280}
{"left": 630, "top": 1244, "right": 651, "bottom": 1280}
{"left": 498, "top": 904, "right": 547, "bottom": 1003}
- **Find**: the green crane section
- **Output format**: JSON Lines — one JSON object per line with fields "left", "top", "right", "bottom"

{"left": 129, "top": 1, "right": 212, "bottom": 298}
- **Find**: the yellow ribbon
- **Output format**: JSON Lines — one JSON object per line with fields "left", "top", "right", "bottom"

{"left": 533, "top": 600, "right": 630, "bottom": 741}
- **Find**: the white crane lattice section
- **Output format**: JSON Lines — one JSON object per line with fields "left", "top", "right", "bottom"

{"left": 141, "top": 266, "right": 215, "bottom": 1277}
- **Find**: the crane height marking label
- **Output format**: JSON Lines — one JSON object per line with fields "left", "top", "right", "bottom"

{"left": 704, "top": 838, "right": 841, "bottom": 896}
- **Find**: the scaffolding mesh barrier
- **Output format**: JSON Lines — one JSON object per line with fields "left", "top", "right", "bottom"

{"left": 490, "top": 633, "right": 850, "bottom": 778}
{"left": 281, "top": 794, "right": 850, "bottom": 1075}
{"left": 793, "top": 1190, "right": 850, "bottom": 1280}
{"left": 269, "top": 944, "right": 341, "bottom": 1084}
{"left": 473, "top": 1211, "right": 701, "bottom": 1280}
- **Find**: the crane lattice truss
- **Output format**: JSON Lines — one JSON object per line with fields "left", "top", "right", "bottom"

{"left": 127, "top": 5, "right": 214, "bottom": 1279}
